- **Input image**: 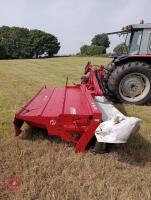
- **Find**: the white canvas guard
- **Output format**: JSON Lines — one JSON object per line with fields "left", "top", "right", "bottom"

{"left": 95, "top": 96, "right": 141, "bottom": 143}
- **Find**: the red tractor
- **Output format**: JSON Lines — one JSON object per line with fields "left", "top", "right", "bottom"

{"left": 105, "top": 21, "right": 151, "bottom": 104}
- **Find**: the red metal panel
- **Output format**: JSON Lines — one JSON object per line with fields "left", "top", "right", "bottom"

{"left": 64, "top": 86, "right": 93, "bottom": 115}
{"left": 87, "top": 70, "right": 103, "bottom": 96}
{"left": 14, "top": 63, "right": 105, "bottom": 152}
{"left": 17, "top": 87, "right": 55, "bottom": 117}
{"left": 130, "top": 54, "right": 151, "bottom": 57}
{"left": 14, "top": 84, "right": 102, "bottom": 152}
{"left": 42, "top": 87, "right": 66, "bottom": 117}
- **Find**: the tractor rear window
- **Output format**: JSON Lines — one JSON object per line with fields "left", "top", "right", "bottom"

{"left": 129, "top": 30, "right": 143, "bottom": 55}
{"left": 147, "top": 33, "right": 151, "bottom": 54}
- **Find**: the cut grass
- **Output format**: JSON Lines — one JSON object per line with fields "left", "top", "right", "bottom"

{"left": 0, "top": 56, "right": 151, "bottom": 200}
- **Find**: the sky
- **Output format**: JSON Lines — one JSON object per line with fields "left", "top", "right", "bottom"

{"left": 0, "top": 0, "right": 151, "bottom": 55}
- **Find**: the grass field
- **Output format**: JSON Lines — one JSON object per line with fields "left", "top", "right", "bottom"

{"left": 0, "top": 57, "right": 151, "bottom": 200}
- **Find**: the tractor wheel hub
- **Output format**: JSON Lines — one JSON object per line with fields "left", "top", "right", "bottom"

{"left": 119, "top": 73, "right": 150, "bottom": 102}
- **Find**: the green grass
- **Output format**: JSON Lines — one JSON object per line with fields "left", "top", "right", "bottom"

{"left": 0, "top": 57, "right": 151, "bottom": 200}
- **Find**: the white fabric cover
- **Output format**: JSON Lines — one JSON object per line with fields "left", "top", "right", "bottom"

{"left": 94, "top": 96, "right": 141, "bottom": 143}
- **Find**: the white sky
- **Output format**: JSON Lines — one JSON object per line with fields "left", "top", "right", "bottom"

{"left": 0, "top": 0, "right": 151, "bottom": 54}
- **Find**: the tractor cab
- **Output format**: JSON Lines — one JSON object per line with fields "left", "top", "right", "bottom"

{"left": 124, "top": 23, "right": 151, "bottom": 55}
{"left": 107, "top": 21, "right": 151, "bottom": 56}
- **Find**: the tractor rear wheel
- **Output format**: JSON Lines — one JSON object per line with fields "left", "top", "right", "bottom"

{"left": 104, "top": 62, "right": 116, "bottom": 80}
{"left": 106, "top": 61, "right": 151, "bottom": 105}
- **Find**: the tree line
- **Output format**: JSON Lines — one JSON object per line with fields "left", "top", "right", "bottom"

{"left": 0, "top": 26, "right": 60, "bottom": 59}
{"left": 80, "top": 33, "right": 127, "bottom": 56}
{"left": 80, "top": 33, "right": 110, "bottom": 56}
{"left": 0, "top": 26, "right": 127, "bottom": 59}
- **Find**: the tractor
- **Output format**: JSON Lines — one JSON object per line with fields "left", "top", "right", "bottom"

{"left": 105, "top": 21, "right": 151, "bottom": 104}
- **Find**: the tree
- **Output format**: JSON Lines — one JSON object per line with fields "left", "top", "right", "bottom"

{"left": 80, "top": 45, "right": 106, "bottom": 56}
{"left": 0, "top": 26, "right": 11, "bottom": 58}
{"left": 0, "top": 26, "right": 60, "bottom": 59}
{"left": 28, "top": 30, "right": 60, "bottom": 58}
{"left": 0, "top": 26, "right": 31, "bottom": 59}
{"left": 91, "top": 33, "right": 110, "bottom": 48}
{"left": 113, "top": 43, "right": 127, "bottom": 54}
{"left": 0, "top": 45, "right": 7, "bottom": 59}
{"left": 80, "top": 45, "right": 89, "bottom": 55}
{"left": 9, "top": 27, "right": 31, "bottom": 58}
